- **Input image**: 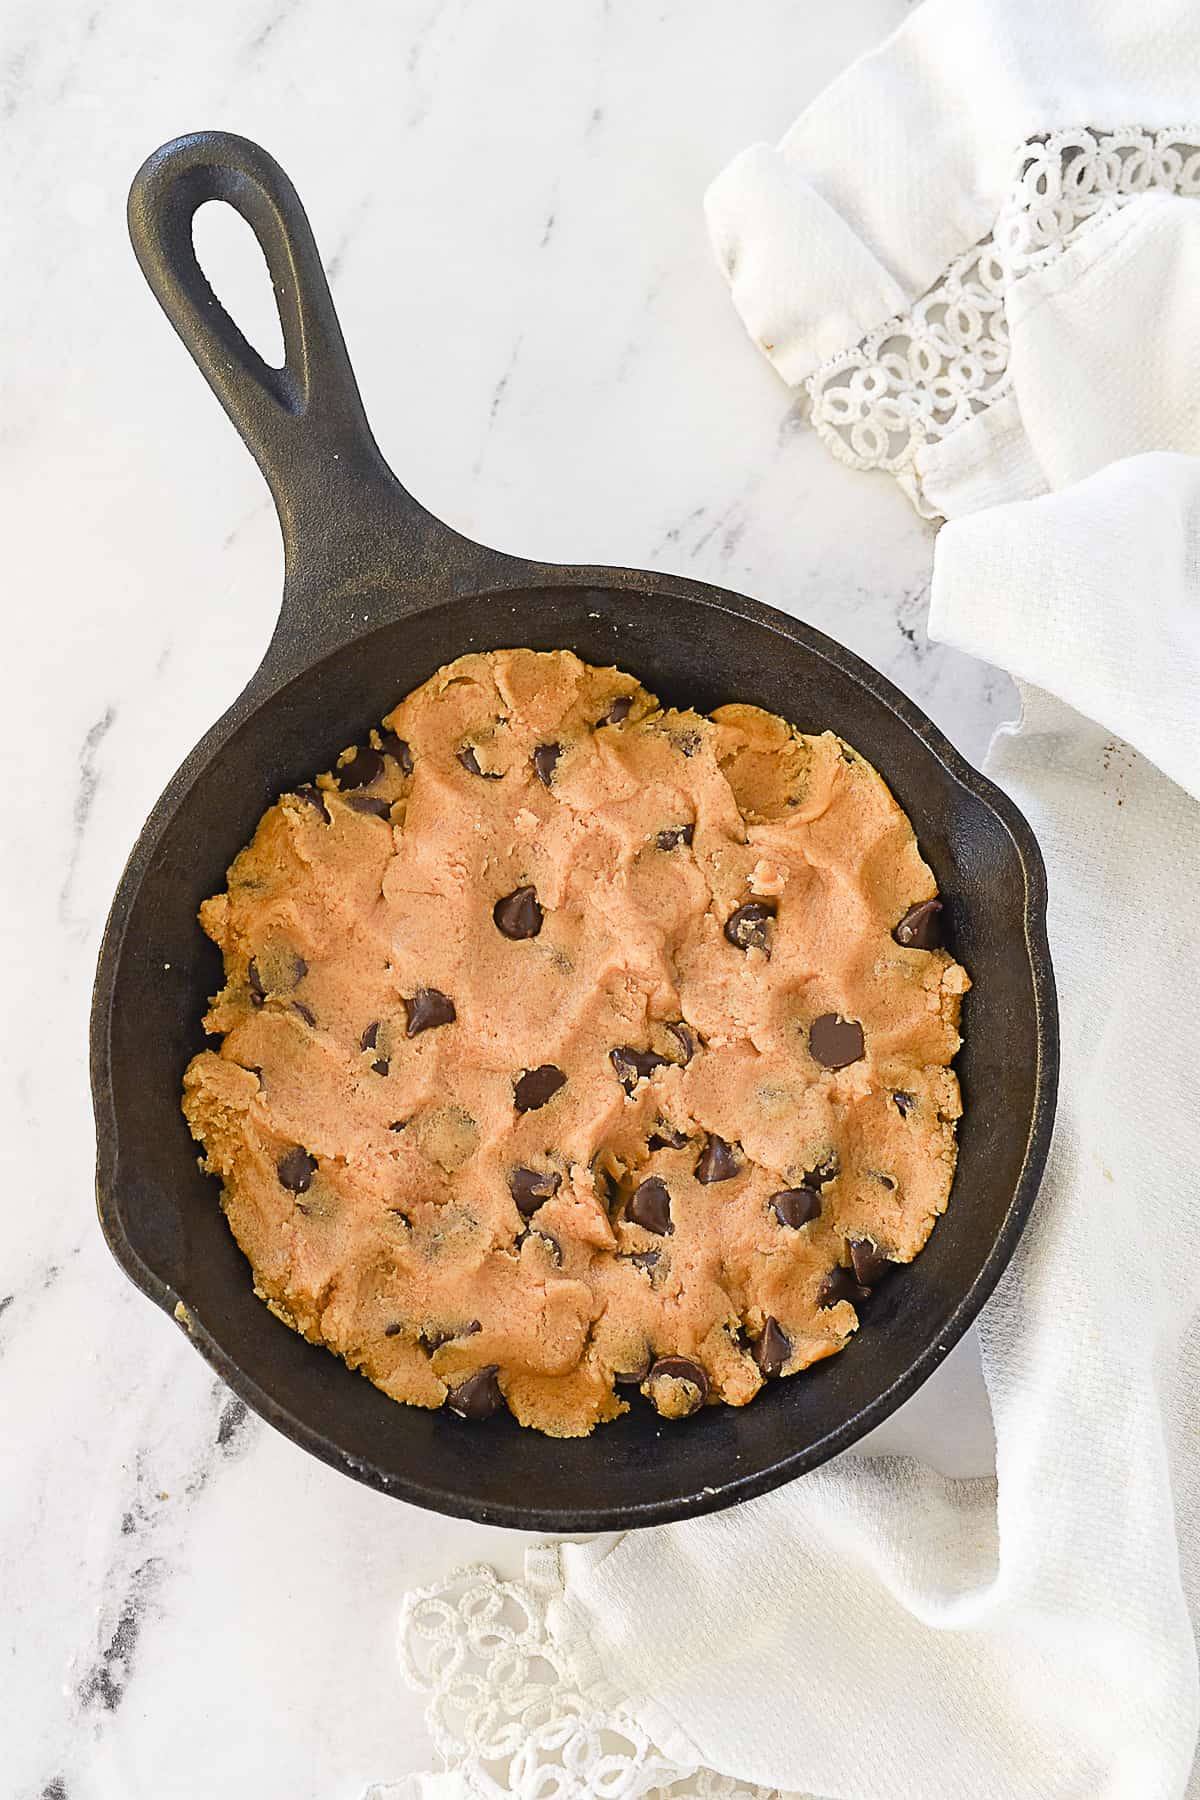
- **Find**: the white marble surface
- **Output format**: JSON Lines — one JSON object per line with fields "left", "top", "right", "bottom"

{"left": 4, "top": 2, "right": 1014, "bottom": 1794}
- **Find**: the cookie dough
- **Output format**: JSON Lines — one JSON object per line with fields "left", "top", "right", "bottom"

{"left": 182, "top": 649, "right": 969, "bottom": 1437}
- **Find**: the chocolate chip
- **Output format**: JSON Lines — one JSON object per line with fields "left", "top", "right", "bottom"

{"left": 533, "top": 743, "right": 561, "bottom": 787}
{"left": 610, "top": 1045, "right": 670, "bottom": 1093}
{"left": 371, "top": 1059, "right": 389, "bottom": 1076}
{"left": 384, "top": 1321, "right": 404, "bottom": 1337}
{"left": 421, "top": 1320, "right": 481, "bottom": 1353}
{"left": 644, "top": 1356, "right": 709, "bottom": 1415}
{"left": 770, "top": 1187, "right": 820, "bottom": 1228}
{"left": 806, "top": 1151, "right": 840, "bottom": 1187}
{"left": 809, "top": 1014, "right": 865, "bottom": 1069}
{"left": 656, "top": 824, "right": 694, "bottom": 850}
{"left": 599, "top": 696, "right": 632, "bottom": 725}
{"left": 695, "top": 1135, "right": 739, "bottom": 1184}
{"left": 509, "top": 1166, "right": 562, "bottom": 1217}
{"left": 514, "top": 1065, "right": 566, "bottom": 1111}
{"left": 613, "top": 1348, "right": 653, "bottom": 1385}
{"left": 894, "top": 898, "right": 944, "bottom": 949}
{"left": 818, "top": 1266, "right": 871, "bottom": 1309}
{"left": 849, "top": 1238, "right": 890, "bottom": 1286}
{"left": 337, "top": 746, "right": 384, "bottom": 790}
{"left": 446, "top": 1365, "right": 503, "bottom": 1420}
{"left": 493, "top": 886, "right": 544, "bottom": 939}
{"left": 516, "top": 1226, "right": 562, "bottom": 1265}
{"left": 670, "top": 729, "right": 701, "bottom": 758}
{"left": 388, "top": 1119, "right": 408, "bottom": 1132}
{"left": 754, "top": 1317, "right": 791, "bottom": 1378}
{"left": 594, "top": 1166, "right": 620, "bottom": 1206}
{"left": 647, "top": 1124, "right": 689, "bottom": 1151}
{"left": 294, "top": 783, "right": 330, "bottom": 822}
{"left": 871, "top": 1171, "right": 896, "bottom": 1190}
{"left": 457, "top": 745, "right": 503, "bottom": 779}
{"left": 629, "top": 1249, "right": 660, "bottom": 1273}
{"left": 361, "top": 1021, "right": 380, "bottom": 1051}
{"left": 277, "top": 1147, "right": 317, "bottom": 1193}
{"left": 628, "top": 1175, "right": 672, "bottom": 1235}
{"left": 377, "top": 731, "right": 413, "bottom": 775}
{"left": 346, "top": 794, "right": 392, "bottom": 819}
{"left": 404, "top": 988, "right": 456, "bottom": 1036}
{"left": 665, "top": 1020, "right": 697, "bottom": 1064}
{"left": 292, "top": 1001, "right": 316, "bottom": 1027}
{"left": 246, "top": 951, "right": 305, "bottom": 1000}
{"left": 893, "top": 1091, "right": 915, "bottom": 1118}
{"left": 724, "top": 901, "right": 776, "bottom": 952}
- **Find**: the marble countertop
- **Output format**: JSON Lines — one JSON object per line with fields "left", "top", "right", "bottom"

{"left": 6, "top": 1, "right": 1014, "bottom": 1794}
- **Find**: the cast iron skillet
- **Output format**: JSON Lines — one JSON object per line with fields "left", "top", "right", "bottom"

{"left": 92, "top": 131, "right": 1057, "bottom": 1531}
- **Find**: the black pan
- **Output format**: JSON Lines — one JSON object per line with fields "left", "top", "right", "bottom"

{"left": 92, "top": 131, "right": 1057, "bottom": 1531}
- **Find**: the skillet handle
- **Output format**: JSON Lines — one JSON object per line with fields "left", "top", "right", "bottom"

{"left": 128, "top": 131, "right": 507, "bottom": 676}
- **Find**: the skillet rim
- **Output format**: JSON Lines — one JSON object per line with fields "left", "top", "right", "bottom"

{"left": 91, "top": 562, "right": 1058, "bottom": 1531}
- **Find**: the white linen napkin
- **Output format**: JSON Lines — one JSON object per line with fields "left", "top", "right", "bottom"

{"left": 392, "top": 6, "right": 1200, "bottom": 1796}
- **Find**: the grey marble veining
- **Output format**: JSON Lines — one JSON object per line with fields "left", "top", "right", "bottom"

{"left": 4, "top": 1, "right": 1007, "bottom": 1794}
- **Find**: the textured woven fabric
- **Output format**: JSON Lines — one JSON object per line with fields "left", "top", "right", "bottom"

{"left": 704, "top": 0, "right": 1200, "bottom": 388}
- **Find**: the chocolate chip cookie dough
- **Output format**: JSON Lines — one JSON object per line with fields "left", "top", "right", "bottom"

{"left": 182, "top": 649, "right": 969, "bottom": 1437}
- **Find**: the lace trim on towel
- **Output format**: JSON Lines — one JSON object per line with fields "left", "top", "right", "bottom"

{"left": 398, "top": 1561, "right": 780, "bottom": 1800}
{"left": 806, "top": 126, "right": 1200, "bottom": 515}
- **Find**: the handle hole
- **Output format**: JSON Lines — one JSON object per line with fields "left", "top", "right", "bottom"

{"left": 192, "top": 199, "right": 286, "bottom": 371}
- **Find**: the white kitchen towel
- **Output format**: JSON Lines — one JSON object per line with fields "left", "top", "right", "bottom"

{"left": 705, "top": 0, "right": 1200, "bottom": 520}
{"left": 391, "top": 5, "right": 1200, "bottom": 1797}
